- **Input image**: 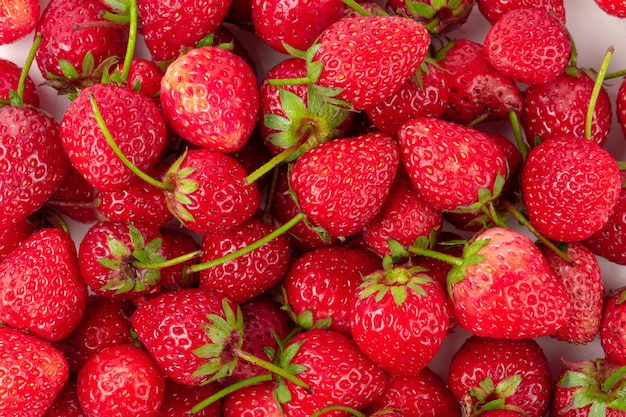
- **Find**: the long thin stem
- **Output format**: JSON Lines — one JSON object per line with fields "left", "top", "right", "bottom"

{"left": 190, "top": 374, "right": 273, "bottom": 414}
{"left": 268, "top": 77, "right": 311, "bottom": 87}
{"left": 585, "top": 46, "right": 614, "bottom": 141}
{"left": 311, "top": 405, "right": 366, "bottom": 417}
{"left": 342, "top": 0, "right": 373, "bottom": 16}
{"left": 246, "top": 145, "right": 299, "bottom": 185}
{"left": 234, "top": 347, "right": 310, "bottom": 391}
{"left": 120, "top": 0, "right": 138, "bottom": 83}
{"left": 17, "top": 32, "right": 42, "bottom": 103}
{"left": 133, "top": 250, "right": 203, "bottom": 270}
{"left": 407, "top": 245, "right": 464, "bottom": 266}
{"left": 509, "top": 110, "right": 528, "bottom": 160}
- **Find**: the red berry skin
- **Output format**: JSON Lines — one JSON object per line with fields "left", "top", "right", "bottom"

{"left": 159, "top": 228, "right": 201, "bottom": 290}
{"left": 0, "top": 326, "right": 69, "bottom": 417}
{"left": 119, "top": 58, "right": 163, "bottom": 98}
{"left": 365, "top": 367, "right": 462, "bottom": 417}
{"left": 77, "top": 344, "right": 165, "bottom": 417}
{"left": 222, "top": 381, "right": 283, "bottom": 417}
{"left": 594, "top": 0, "right": 626, "bottom": 17}
{"left": 520, "top": 135, "right": 622, "bottom": 242}
{"left": 48, "top": 165, "right": 98, "bottom": 224}
{"left": 0, "top": 58, "right": 39, "bottom": 106}
{"left": 43, "top": 378, "right": 85, "bottom": 417}
{"left": 283, "top": 245, "right": 382, "bottom": 334}
{"left": 477, "top": 0, "right": 566, "bottom": 24}
{"left": 600, "top": 289, "right": 626, "bottom": 366}
{"left": 199, "top": 216, "right": 292, "bottom": 304}
{"left": 160, "top": 46, "right": 259, "bottom": 153}
{"left": 0, "top": 0, "right": 39, "bottom": 45}
{"left": 0, "top": 219, "right": 34, "bottom": 261}
{"left": 0, "top": 228, "right": 88, "bottom": 342}
{"left": 157, "top": 379, "right": 221, "bottom": 417}
{"left": 252, "top": 0, "right": 344, "bottom": 54}
{"left": 0, "top": 105, "right": 69, "bottom": 228}
{"left": 313, "top": 15, "right": 430, "bottom": 110}
{"left": 522, "top": 72, "right": 613, "bottom": 147}
{"left": 289, "top": 132, "right": 399, "bottom": 237}
{"left": 448, "top": 335, "right": 552, "bottom": 417}
{"left": 616, "top": 76, "right": 626, "bottom": 139}
{"left": 483, "top": 7, "right": 571, "bottom": 85}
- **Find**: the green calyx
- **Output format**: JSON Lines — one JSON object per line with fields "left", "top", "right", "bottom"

{"left": 162, "top": 149, "right": 199, "bottom": 226}
{"left": 465, "top": 376, "right": 528, "bottom": 417}
{"left": 357, "top": 264, "right": 432, "bottom": 308}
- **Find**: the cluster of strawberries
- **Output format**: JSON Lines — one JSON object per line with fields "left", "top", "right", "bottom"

{"left": 0, "top": 0, "right": 625, "bottom": 416}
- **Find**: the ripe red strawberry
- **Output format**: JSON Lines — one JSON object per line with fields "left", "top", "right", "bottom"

{"left": 600, "top": 288, "right": 626, "bottom": 366}
{"left": 0, "top": 0, "right": 39, "bottom": 45}
{"left": 160, "top": 46, "right": 259, "bottom": 153}
{"left": 0, "top": 228, "right": 88, "bottom": 342}
{"left": 483, "top": 7, "right": 571, "bottom": 85}
{"left": 0, "top": 58, "right": 39, "bottom": 106}
{"left": 47, "top": 165, "right": 98, "bottom": 224}
{"left": 161, "top": 147, "right": 261, "bottom": 234}
{"left": 0, "top": 218, "right": 34, "bottom": 261}
{"left": 520, "top": 135, "right": 622, "bottom": 242}
{"left": 350, "top": 265, "right": 450, "bottom": 377}
{"left": 522, "top": 71, "right": 612, "bottom": 147}
{"left": 616, "top": 77, "right": 626, "bottom": 139}
{"left": 137, "top": 0, "right": 230, "bottom": 62}
{"left": 477, "top": 0, "right": 566, "bottom": 24}
{"left": 364, "top": 367, "right": 462, "bottom": 417}
{"left": 158, "top": 228, "right": 201, "bottom": 291}
{"left": 158, "top": 379, "right": 221, "bottom": 417}
{"left": 594, "top": 0, "right": 626, "bottom": 17}
{"left": 115, "top": 58, "right": 163, "bottom": 99}
{"left": 281, "top": 328, "right": 389, "bottom": 415}
{"left": 311, "top": 14, "right": 431, "bottom": 110}
{"left": 397, "top": 116, "right": 507, "bottom": 212}
{"left": 222, "top": 381, "right": 283, "bottom": 416}
{"left": 252, "top": 0, "right": 344, "bottom": 54}
{"left": 60, "top": 83, "right": 167, "bottom": 192}
{"left": 282, "top": 245, "right": 382, "bottom": 334}
{"left": 76, "top": 344, "right": 166, "bottom": 417}
{"left": 448, "top": 335, "right": 552, "bottom": 417}
{"left": 43, "top": 378, "right": 84, "bottom": 417}
{"left": 289, "top": 132, "right": 399, "bottom": 237}
{"left": 539, "top": 242, "right": 604, "bottom": 344}
{"left": 0, "top": 104, "right": 69, "bottom": 228}
{"left": 551, "top": 357, "right": 626, "bottom": 417}
{"left": 364, "top": 60, "right": 449, "bottom": 135}
{"left": 199, "top": 216, "right": 292, "bottom": 304}
{"left": 35, "top": 0, "right": 127, "bottom": 92}
{"left": 436, "top": 38, "right": 524, "bottom": 125}
{"left": 584, "top": 171, "right": 626, "bottom": 265}
{"left": 0, "top": 326, "right": 69, "bottom": 417}
{"left": 386, "top": 0, "right": 476, "bottom": 35}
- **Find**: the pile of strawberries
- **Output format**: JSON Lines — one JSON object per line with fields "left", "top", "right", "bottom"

{"left": 1, "top": 0, "right": 626, "bottom": 416}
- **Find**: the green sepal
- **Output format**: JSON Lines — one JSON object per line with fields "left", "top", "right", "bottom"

{"left": 264, "top": 114, "right": 293, "bottom": 133}
{"left": 98, "top": 257, "right": 121, "bottom": 270}
{"left": 431, "top": 0, "right": 447, "bottom": 10}
{"left": 405, "top": 1, "right": 437, "bottom": 18}
{"left": 494, "top": 375, "right": 522, "bottom": 398}
{"left": 446, "top": 238, "right": 489, "bottom": 298}
{"left": 59, "top": 58, "right": 80, "bottom": 80}
{"left": 283, "top": 43, "right": 308, "bottom": 60}
{"left": 8, "top": 90, "right": 22, "bottom": 107}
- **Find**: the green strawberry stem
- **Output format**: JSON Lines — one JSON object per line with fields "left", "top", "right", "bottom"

{"left": 342, "top": 0, "right": 373, "bottom": 16}
{"left": 484, "top": 201, "right": 509, "bottom": 228}
{"left": 119, "top": 0, "right": 138, "bottom": 83}
{"left": 407, "top": 245, "right": 464, "bottom": 267}
{"left": 0, "top": 32, "right": 42, "bottom": 107}
{"left": 37, "top": 207, "right": 71, "bottom": 233}
{"left": 187, "top": 213, "right": 305, "bottom": 274}
{"left": 190, "top": 374, "right": 273, "bottom": 414}
{"left": 603, "top": 68, "right": 626, "bottom": 79}
{"left": 246, "top": 144, "right": 301, "bottom": 185}
{"left": 233, "top": 347, "right": 310, "bottom": 391}
{"left": 585, "top": 46, "right": 614, "bottom": 141}
{"left": 509, "top": 110, "right": 529, "bottom": 160}
{"left": 131, "top": 249, "right": 203, "bottom": 270}
{"left": 310, "top": 405, "right": 366, "bottom": 417}
{"left": 503, "top": 200, "right": 574, "bottom": 265}
{"left": 267, "top": 76, "right": 311, "bottom": 87}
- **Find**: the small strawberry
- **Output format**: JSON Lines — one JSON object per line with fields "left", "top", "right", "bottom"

{"left": 594, "top": 0, "right": 626, "bottom": 18}
{"left": 0, "top": 0, "right": 39, "bottom": 45}
{"left": 160, "top": 45, "right": 259, "bottom": 153}
{"left": 349, "top": 264, "right": 450, "bottom": 377}
{"left": 0, "top": 326, "right": 69, "bottom": 417}
{"left": 76, "top": 344, "right": 166, "bottom": 417}
{"left": 289, "top": 132, "right": 399, "bottom": 237}
{"left": 0, "top": 57, "right": 39, "bottom": 106}
{"left": 397, "top": 116, "right": 507, "bottom": 212}
{"left": 477, "top": 0, "right": 566, "bottom": 24}
{"left": 520, "top": 135, "right": 622, "bottom": 242}
{"left": 115, "top": 58, "right": 163, "bottom": 99}
{"left": 600, "top": 288, "right": 626, "bottom": 366}
{"left": 448, "top": 335, "right": 552, "bottom": 417}
{"left": 0, "top": 228, "right": 88, "bottom": 342}
{"left": 386, "top": 0, "right": 476, "bottom": 35}
{"left": 483, "top": 7, "right": 571, "bottom": 85}
{"left": 282, "top": 245, "right": 382, "bottom": 334}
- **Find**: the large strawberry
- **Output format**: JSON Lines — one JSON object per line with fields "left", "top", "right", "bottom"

{"left": 483, "top": 7, "right": 571, "bottom": 85}
{"left": 0, "top": 0, "right": 39, "bottom": 45}
{"left": 289, "top": 132, "right": 399, "bottom": 237}
{"left": 520, "top": 135, "right": 622, "bottom": 242}
{"left": 0, "top": 326, "right": 69, "bottom": 417}
{"left": 160, "top": 45, "right": 259, "bottom": 153}
{"left": 0, "top": 228, "right": 88, "bottom": 342}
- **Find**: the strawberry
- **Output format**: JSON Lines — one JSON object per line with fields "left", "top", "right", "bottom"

{"left": 289, "top": 132, "right": 399, "bottom": 237}
{"left": 222, "top": 381, "right": 283, "bottom": 416}
{"left": 364, "top": 367, "right": 462, "bottom": 417}
{"left": 199, "top": 216, "right": 292, "bottom": 304}
{"left": 600, "top": 288, "right": 626, "bottom": 366}
{"left": 137, "top": 0, "right": 230, "bottom": 62}
{"left": 0, "top": 104, "right": 69, "bottom": 228}
{"left": 539, "top": 242, "right": 604, "bottom": 345}
{"left": 115, "top": 58, "right": 163, "bottom": 99}
{"left": 616, "top": 76, "right": 626, "bottom": 139}
{"left": 252, "top": 0, "right": 345, "bottom": 54}
{"left": 282, "top": 245, "right": 382, "bottom": 334}
{"left": 160, "top": 45, "right": 259, "bottom": 153}
{"left": 521, "top": 71, "right": 613, "bottom": 147}
{"left": 0, "top": 0, "right": 39, "bottom": 45}
{"left": 477, "top": 0, "right": 566, "bottom": 24}
{"left": 386, "top": 0, "right": 476, "bottom": 35}
{"left": 594, "top": 0, "right": 626, "bottom": 17}
{"left": 397, "top": 116, "right": 507, "bottom": 212}
{"left": 60, "top": 83, "right": 167, "bottom": 192}
{"left": 483, "top": 7, "right": 571, "bottom": 85}
{"left": 43, "top": 378, "right": 84, "bottom": 417}
{"left": 158, "top": 379, "right": 221, "bottom": 417}
{"left": 35, "top": 0, "right": 128, "bottom": 92}
{"left": 158, "top": 228, "right": 201, "bottom": 291}
{"left": 0, "top": 228, "right": 88, "bottom": 342}
{"left": 0, "top": 218, "right": 34, "bottom": 261}
{"left": 76, "top": 344, "right": 166, "bottom": 417}
{"left": 551, "top": 357, "right": 626, "bottom": 417}
{"left": 436, "top": 38, "right": 524, "bottom": 125}
{"left": 349, "top": 265, "right": 450, "bottom": 377}
{"left": 0, "top": 57, "right": 39, "bottom": 106}
{"left": 448, "top": 335, "right": 552, "bottom": 417}
{"left": 520, "top": 135, "right": 622, "bottom": 242}
{"left": 47, "top": 165, "right": 98, "bottom": 224}
{"left": 0, "top": 326, "right": 69, "bottom": 417}
{"left": 311, "top": 14, "right": 431, "bottom": 110}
